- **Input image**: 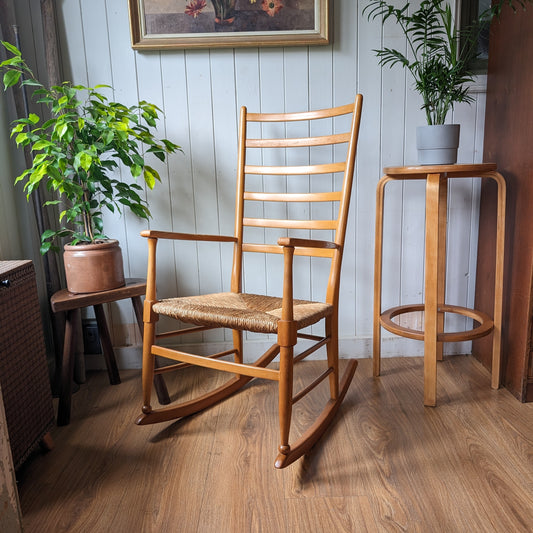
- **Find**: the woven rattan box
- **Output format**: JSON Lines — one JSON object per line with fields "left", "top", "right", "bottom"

{"left": 0, "top": 260, "right": 55, "bottom": 469}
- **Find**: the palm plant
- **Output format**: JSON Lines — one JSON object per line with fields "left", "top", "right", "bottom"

{"left": 365, "top": 0, "right": 530, "bottom": 125}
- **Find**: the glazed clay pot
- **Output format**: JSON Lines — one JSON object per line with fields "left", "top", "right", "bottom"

{"left": 63, "top": 239, "right": 125, "bottom": 294}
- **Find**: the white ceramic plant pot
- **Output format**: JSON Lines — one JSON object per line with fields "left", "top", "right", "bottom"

{"left": 416, "top": 124, "right": 460, "bottom": 165}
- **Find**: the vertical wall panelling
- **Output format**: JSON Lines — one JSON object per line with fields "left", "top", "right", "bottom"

{"left": 379, "top": 0, "right": 407, "bottom": 321}
{"left": 234, "top": 49, "right": 265, "bottom": 349}
{"left": 14, "top": 0, "right": 487, "bottom": 366}
{"left": 207, "top": 49, "right": 239, "bottom": 343}
{"left": 445, "top": 101, "right": 478, "bottom": 354}
{"left": 160, "top": 51, "right": 203, "bottom": 345}
{"left": 308, "top": 42, "right": 334, "bottom": 338}
{"left": 355, "top": 1, "right": 380, "bottom": 341}
{"left": 284, "top": 47, "right": 311, "bottom": 306}
{"left": 97, "top": 0, "right": 138, "bottom": 345}
{"left": 259, "top": 48, "right": 288, "bottom": 306}
{"left": 334, "top": 0, "right": 358, "bottom": 340}
{"left": 186, "top": 50, "right": 225, "bottom": 344}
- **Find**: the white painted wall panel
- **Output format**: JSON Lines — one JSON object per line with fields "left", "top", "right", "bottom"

{"left": 10, "top": 0, "right": 488, "bottom": 364}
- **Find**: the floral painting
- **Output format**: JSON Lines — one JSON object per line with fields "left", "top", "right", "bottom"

{"left": 128, "top": 0, "right": 329, "bottom": 49}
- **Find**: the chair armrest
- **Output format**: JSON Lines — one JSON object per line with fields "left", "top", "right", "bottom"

{"left": 141, "top": 230, "right": 237, "bottom": 243}
{"left": 277, "top": 237, "right": 340, "bottom": 250}
{"left": 277, "top": 237, "right": 338, "bottom": 334}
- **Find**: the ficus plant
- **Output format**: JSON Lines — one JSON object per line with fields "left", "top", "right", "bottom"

{"left": 0, "top": 41, "right": 180, "bottom": 254}
{"left": 364, "top": 0, "right": 531, "bottom": 125}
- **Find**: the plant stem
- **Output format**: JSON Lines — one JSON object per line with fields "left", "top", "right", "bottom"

{"left": 82, "top": 190, "right": 94, "bottom": 241}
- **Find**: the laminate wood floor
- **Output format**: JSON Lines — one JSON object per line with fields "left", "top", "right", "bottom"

{"left": 15, "top": 356, "right": 533, "bottom": 532}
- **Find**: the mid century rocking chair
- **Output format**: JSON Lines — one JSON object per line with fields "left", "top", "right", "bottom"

{"left": 137, "top": 95, "right": 363, "bottom": 468}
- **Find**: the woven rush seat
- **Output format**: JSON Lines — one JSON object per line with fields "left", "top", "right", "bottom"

{"left": 153, "top": 292, "right": 333, "bottom": 334}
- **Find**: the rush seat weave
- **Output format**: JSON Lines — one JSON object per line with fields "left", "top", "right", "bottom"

{"left": 153, "top": 292, "right": 333, "bottom": 334}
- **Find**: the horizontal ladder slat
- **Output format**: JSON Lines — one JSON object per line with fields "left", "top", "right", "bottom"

{"left": 244, "top": 191, "right": 341, "bottom": 202}
{"left": 246, "top": 132, "right": 351, "bottom": 148}
{"left": 243, "top": 218, "right": 337, "bottom": 230}
{"left": 242, "top": 243, "right": 335, "bottom": 257}
{"left": 246, "top": 103, "right": 355, "bottom": 122}
{"left": 152, "top": 345, "right": 280, "bottom": 381}
{"left": 245, "top": 162, "right": 345, "bottom": 175}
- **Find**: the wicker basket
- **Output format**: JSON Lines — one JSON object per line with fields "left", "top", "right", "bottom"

{"left": 0, "top": 260, "right": 55, "bottom": 469}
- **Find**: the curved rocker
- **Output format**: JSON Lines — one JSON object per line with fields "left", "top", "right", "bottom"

{"left": 136, "top": 373, "right": 252, "bottom": 426}
{"left": 275, "top": 358, "right": 358, "bottom": 469}
{"left": 136, "top": 344, "right": 280, "bottom": 426}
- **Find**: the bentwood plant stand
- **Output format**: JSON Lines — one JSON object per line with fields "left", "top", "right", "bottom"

{"left": 373, "top": 164, "right": 506, "bottom": 406}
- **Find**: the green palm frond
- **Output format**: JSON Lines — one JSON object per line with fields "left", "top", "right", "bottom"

{"left": 365, "top": 0, "right": 532, "bottom": 124}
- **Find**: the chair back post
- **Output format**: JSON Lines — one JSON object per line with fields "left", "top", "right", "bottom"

{"left": 326, "top": 94, "right": 363, "bottom": 306}
{"left": 231, "top": 105, "right": 247, "bottom": 293}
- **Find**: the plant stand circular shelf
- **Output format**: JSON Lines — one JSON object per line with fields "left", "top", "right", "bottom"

{"left": 373, "top": 164, "right": 506, "bottom": 406}
{"left": 51, "top": 278, "right": 170, "bottom": 425}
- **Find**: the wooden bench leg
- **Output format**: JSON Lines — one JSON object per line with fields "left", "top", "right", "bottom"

{"left": 93, "top": 304, "right": 121, "bottom": 386}
{"left": 57, "top": 308, "right": 80, "bottom": 426}
{"left": 131, "top": 296, "right": 170, "bottom": 405}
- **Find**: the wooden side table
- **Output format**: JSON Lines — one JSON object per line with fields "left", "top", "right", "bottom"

{"left": 51, "top": 278, "right": 169, "bottom": 425}
{"left": 373, "top": 164, "right": 506, "bottom": 406}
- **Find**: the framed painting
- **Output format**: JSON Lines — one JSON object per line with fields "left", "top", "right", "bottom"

{"left": 128, "top": 0, "right": 329, "bottom": 50}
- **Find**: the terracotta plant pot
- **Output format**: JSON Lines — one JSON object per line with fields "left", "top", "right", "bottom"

{"left": 63, "top": 240, "right": 125, "bottom": 294}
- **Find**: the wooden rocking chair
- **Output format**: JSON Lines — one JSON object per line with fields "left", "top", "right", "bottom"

{"left": 137, "top": 95, "right": 363, "bottom": 468}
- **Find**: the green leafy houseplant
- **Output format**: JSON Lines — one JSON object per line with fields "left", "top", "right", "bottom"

{"left": 0, "top": 41, "right": 180, "bottom": 254}
{"left": 364, "top": 0, "right": 531, "bottom": 125}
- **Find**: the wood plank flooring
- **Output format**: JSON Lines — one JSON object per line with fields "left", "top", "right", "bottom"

{"left": 15, "top": 356, "right": 533, "bottom": 532}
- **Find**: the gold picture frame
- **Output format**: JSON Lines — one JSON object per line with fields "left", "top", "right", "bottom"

{"left": 128, "top": 0, "right": 329, "bottom": 50}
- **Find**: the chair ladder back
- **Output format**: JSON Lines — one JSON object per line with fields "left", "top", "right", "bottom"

{"left": 232, "top": 95, "right": 363, "bottom": 302}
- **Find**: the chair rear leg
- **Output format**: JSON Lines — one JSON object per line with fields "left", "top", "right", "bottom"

{"left": 232, "top": 329, "right": 243, "bottom": 364}
{"left": 325, "top": 314, "right": 339, "bottom": 400}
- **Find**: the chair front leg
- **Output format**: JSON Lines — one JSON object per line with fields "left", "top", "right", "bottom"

{"left": 278, "top": 343, "right": 294, "bottom": 457}
{"left": 277, "top": 243, "right": 297, "bottom": 456}
{"left": 142, "top": 235, "right": 159, "bottom": 415}
{"left": 141, "top": 318, "right": 156, "bottom": 414}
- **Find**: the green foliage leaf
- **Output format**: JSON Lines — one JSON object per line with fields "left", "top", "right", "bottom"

{"left": 15, "top": 132, "right": 29, "bottom": 146}
{"left": 39, "top": 241, "right": 53, "bottom": 255}
{"left": 131, "top": 163, "right": 142, "bottom": 177}
{"left": 3, "top": 69, "right": 21, "bottom": 88}
{"left": 1, "top": 41, "right": 22, "bottom": 56}
{"left": 143, "top": 166, "right": 157, "bottom": 189}
{"left": 32, "top": 140, "right": 52, "bottom": 151}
